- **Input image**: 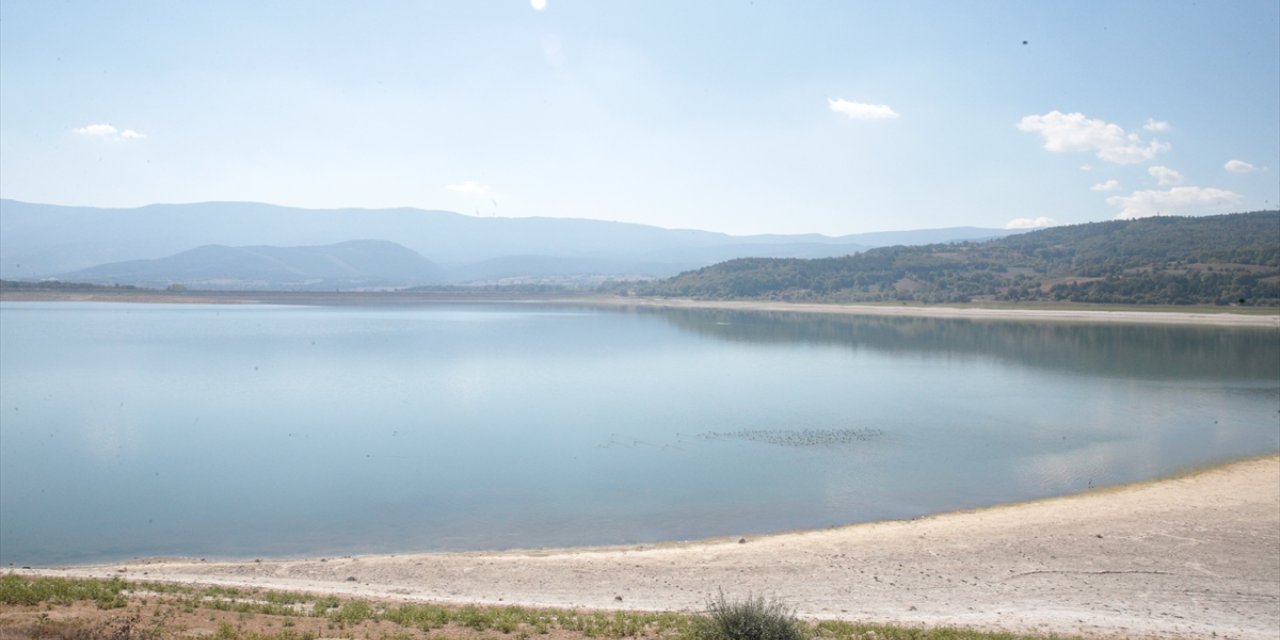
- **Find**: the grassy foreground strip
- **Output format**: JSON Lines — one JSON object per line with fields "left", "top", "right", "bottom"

{"left": 0, "top": 575, "right": 1070, "bottom": 640}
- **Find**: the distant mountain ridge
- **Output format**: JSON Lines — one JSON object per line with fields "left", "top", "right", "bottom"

{"left": 0, "top": 199, "right": 1019, "bottom": 286}
{"left": 61, "top": 240, "right": 444, "bottom": 290}
{"left": 639, "top": 211, "right": 1280, "bottom": 306}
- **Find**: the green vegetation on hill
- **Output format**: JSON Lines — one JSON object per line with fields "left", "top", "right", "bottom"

{"left": 0, "top": 280, "right": 144, "bottom": 293}
{"left": 636, "top": 212, "right": 1280, "bottom": 306}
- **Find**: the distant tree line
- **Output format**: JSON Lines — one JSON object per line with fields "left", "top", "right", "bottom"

{"left": 0, "top": 279, "right": 144, "bottom": 292}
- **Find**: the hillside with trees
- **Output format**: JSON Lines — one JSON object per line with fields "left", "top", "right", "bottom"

{"left": 636, "top": 212, "right": 1280, "bottom": 306}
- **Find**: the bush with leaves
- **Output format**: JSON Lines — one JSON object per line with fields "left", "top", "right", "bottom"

{"left": 693, "top": 591, "right": 807, "bottom": 640}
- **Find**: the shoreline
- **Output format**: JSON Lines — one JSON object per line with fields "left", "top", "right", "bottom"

{"left": 22, "top": 454, "right": 1280, "bottom": 639}
{"left": 2, "top": 290, "right": 1278, "bottom": 327}
{"left": 586, "top": 296, "right": 1280, "bottom": 327}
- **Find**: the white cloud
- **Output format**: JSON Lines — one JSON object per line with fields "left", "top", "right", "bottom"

{"left": 1005, "top": 217, "right": 1059, "bottom": 229}
{"left": 1142, "top": 119, "right": 1170, "bottom": 132}
{"left": 1224, "top": 159, "right": 1256, "bottom": 173}
{"left": 530, "top": 0, "right": 547, "bottom": 10}
{"left": 1106, "top": 186, "right": 1242, "bottom": 219}
{"left": 1090, "top": 179, "right": 1121, "bottom": 192}
{"left": 828, "top": 98, "right": 899, "bottom": 120}
{"left": 445, "top": 180, "right": 491, "bottom": 195}
{"left": 73, "top": 124, "right": 119, "bottom": 137}
{"left": 1016, "top": 110, "right": 1170, "bottom": 164}
{"left": 1147, "top": 165, "right": 1183, "bottom": 186}
{"left": 1079, "top": 164, "right": 1093, "bottom": 172}
{"left": 73, "top": 123, "right": 146, "bottom": 140}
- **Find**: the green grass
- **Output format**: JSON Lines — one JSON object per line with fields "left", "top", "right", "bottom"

{"left": 381, "top": 602, "right": 452, "bottom": 630}
{"left": 0, "top": 574, "right": 1077, "bottom": 640}
{"left": 813, "top": 620, "right": 1033, "bottom": 640}
{"left": 328, "top": 599, "right": 374, "bottom": 626}
{"left": 0, "top": 574, "right": 129, "bottom": 609}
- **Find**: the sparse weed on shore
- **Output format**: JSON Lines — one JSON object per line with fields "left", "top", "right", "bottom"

{"left": 694, "top": 592, "right": 806, "bottom": 640}
{"left": 813, "top": 621, "right": 1032, "bottom": 640}
{"left": 0, "top": 575, "right": 1076, "bottom": 640}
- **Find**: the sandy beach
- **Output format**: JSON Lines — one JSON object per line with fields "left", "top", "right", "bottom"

{"left": 587, "top": 297, "right": 1280, "bottom": 328}
{"left": 4, "top": 289, "right": 1279, "bottom": 327}
{"left": 25, "top": 455, "right": 1279, "bottom": 639}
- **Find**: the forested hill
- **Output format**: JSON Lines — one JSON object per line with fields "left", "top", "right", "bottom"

{"left": 636, "top": 211, "right": 1280, "bottom": 306}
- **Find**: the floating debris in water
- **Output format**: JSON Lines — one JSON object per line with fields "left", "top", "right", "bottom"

{"left": 698, "top": 427, "right": 883, "bottom": 448}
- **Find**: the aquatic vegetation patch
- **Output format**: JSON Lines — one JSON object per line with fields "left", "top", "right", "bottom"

{"left": 699, "top": 428, "right": 883, "bottom": 448}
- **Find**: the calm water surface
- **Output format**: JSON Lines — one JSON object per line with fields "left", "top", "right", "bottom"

{"left": 1, "top": 302, "right": 1277, "bottom": 565}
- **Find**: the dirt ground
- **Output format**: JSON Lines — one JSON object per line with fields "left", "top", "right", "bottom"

{"left": 0, "top": 598, "right": 625, "bottom": 640}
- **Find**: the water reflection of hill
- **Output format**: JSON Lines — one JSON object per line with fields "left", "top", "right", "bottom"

{"left": 641, "top": 307, "right": 1280, "bottom": 381}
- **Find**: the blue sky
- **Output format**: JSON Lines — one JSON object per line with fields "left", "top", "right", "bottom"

{"left": 1, "top": 1, "right": 1277, "bottom": 235}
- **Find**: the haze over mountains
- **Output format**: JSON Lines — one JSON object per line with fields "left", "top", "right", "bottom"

{"left": 0, "top": 200, "right": 1017, "bottom": 289}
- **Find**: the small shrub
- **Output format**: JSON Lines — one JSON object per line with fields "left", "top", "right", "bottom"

{"left": 492, "top": 606, "right": 525, "bottom": 634}
{"left": 458, "top": 605, "right": 490, "bottom": 630}
{"left": 694, "top": 591, "right": 806, "bottom": 640}
{"left": 214, "top": 621, "right": 238, "bottom": 640}
{"left": 328, "top": 599, "right": 373, "bottom": 625}
{"left": 311, "top": 595, "right": 340, "bottom": 615}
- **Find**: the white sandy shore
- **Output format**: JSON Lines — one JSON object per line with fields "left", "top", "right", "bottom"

{"left": 27, "top": 456, "right": 1280, "bottom": 639}
{"left": 583, "top": 297, "right": 1280, "bottom": 328}
{"left": 4, "top": 292, "right": 1279, "bottom": 328}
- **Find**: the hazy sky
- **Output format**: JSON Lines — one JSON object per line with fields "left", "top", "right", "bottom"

{"left": 2, "top": 1, "right": 1277, "bottom": 235}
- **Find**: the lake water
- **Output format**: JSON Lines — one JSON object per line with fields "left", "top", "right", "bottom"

{"left": 1, "top": 302, "right": 1277, "bottom": 566}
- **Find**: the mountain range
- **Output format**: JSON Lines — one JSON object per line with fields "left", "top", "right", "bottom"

{"left": 0, "top": 199, "right": 1018, "bottom": 289}
{"left": 59, "top": 240, "right": 444, "bottom": 291}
